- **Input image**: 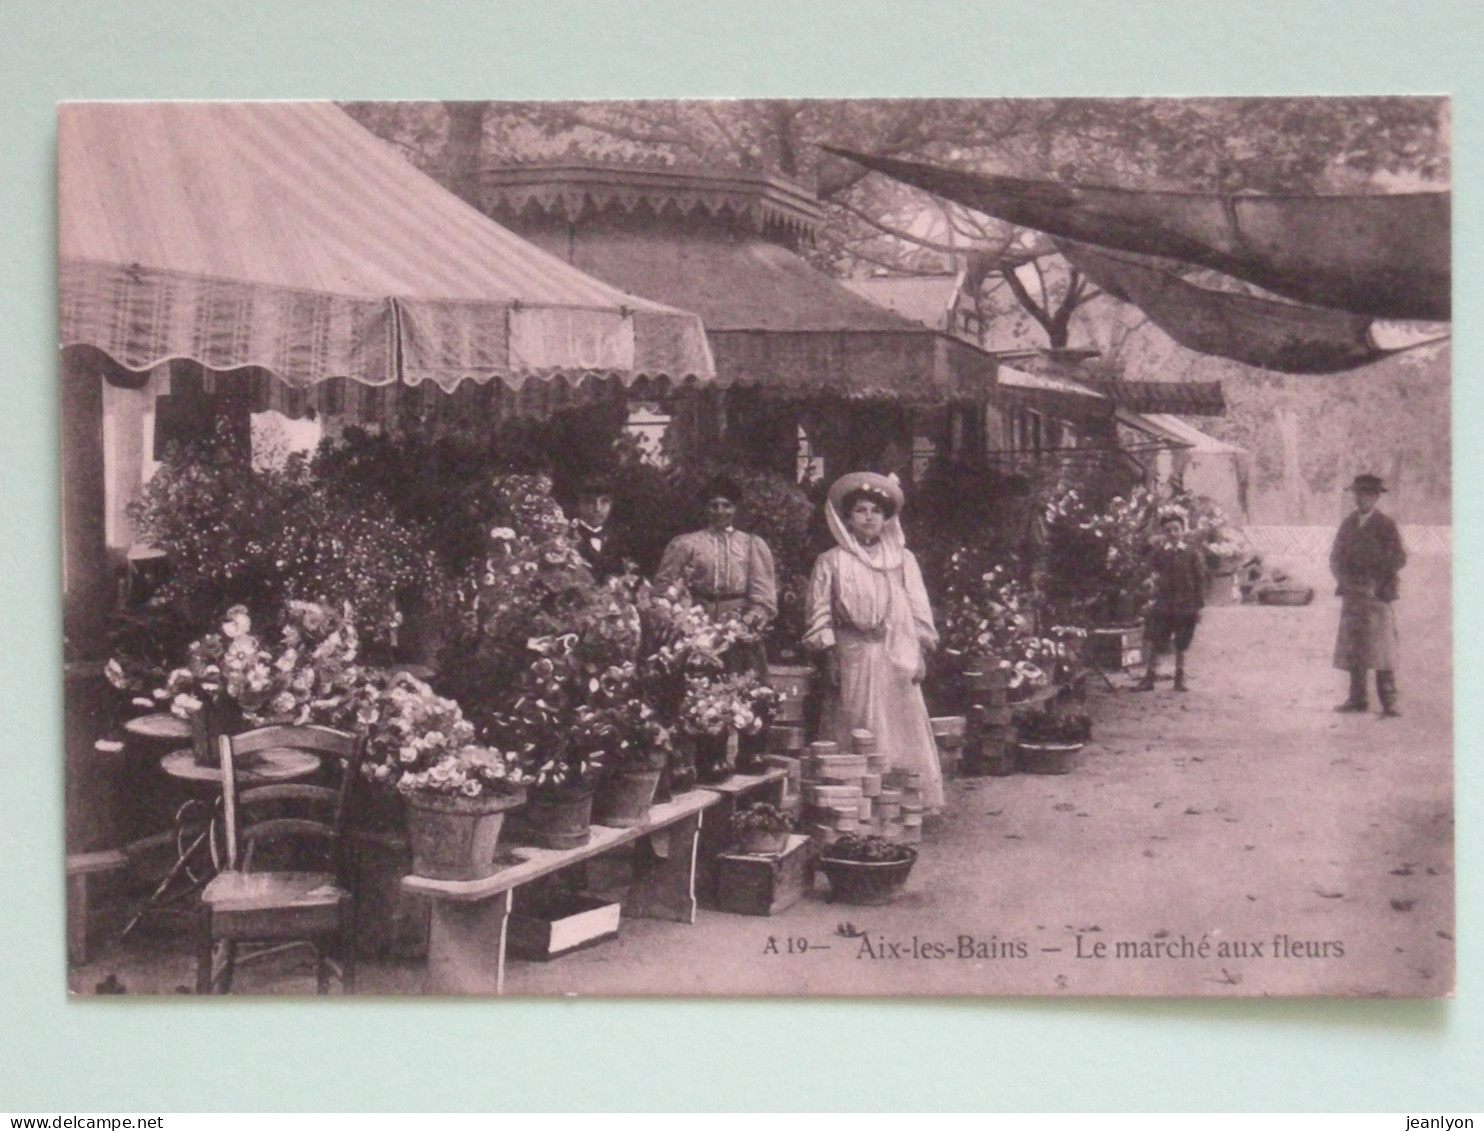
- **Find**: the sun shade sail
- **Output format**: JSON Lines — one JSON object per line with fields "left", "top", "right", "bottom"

{"left": 59, "top": 102, "right": 716, "bottom": 390}
{"left": 822, "top": 146, "right": 1449, "bottom": 322}
{"left": 1058, "top": 242, "right": 1401, "bottom": 374}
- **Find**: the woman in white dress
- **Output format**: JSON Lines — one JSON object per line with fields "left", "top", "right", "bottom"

{"left": 803, "top": 472, "right": 943, "bottom": 811}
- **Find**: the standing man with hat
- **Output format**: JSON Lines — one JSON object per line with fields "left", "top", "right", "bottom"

{"left": 655, "top": 473, "right": 778, "bottom": 648}
{"left": 1330, "top": 473, "right": 1407, "bottom": 717}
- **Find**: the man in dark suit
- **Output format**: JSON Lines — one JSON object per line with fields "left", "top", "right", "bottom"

{"left": 1330, "top": 474, "right": 1407, "bottom": 718}
{"left": 569, "top": 476, "right": 628, "bottom": 582}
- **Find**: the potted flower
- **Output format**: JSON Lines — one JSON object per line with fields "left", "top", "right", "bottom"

{"left": 1012, "top": 710, "right": 1092, "bottom": 775}
{"left": 818, "top": 834, "right": 918, "bottom": 905}
{"left": 355, "top": 671, "right": 528, "bottom": 881}
{"left": 585, "top": 684, "right": 675, "bottom": 828}
{"left": 678, "top": 671, "right": 777, "bottom": 783}
{"left": 729, "top": 802, "right": 795, "bottom": 856}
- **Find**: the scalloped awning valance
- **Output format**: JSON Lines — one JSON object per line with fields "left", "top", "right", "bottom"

{"left": 58, "top": 102, "right": 716, "bottom": 391}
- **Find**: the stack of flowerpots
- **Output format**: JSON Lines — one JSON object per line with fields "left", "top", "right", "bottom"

{"left": 960, "top": 668, "right": 1015, "bottom": 775}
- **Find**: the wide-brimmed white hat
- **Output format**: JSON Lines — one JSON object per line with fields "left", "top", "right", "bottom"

{"left": 828, "top": 471, "right": 904, "bottom": 518}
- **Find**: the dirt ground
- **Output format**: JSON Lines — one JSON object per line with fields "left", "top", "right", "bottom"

{"left": 70, "top": 552, "right": 1454, "bottom": 999}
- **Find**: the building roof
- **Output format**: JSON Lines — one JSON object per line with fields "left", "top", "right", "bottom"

{"left": 1119, "top": 412, "right": 1247, "bottom": 454}
{"left": 59, "top": 102, "right": 715, "bottom": 391}
{"left": 842, "top": 275, "right": 963, "bottom": 331}
{"left": 482, "top": 161, "right": 824, "bottom": 244}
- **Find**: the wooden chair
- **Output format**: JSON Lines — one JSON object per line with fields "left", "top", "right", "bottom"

{"left": 195, "top": 725, "right": 363, "bottom": 994}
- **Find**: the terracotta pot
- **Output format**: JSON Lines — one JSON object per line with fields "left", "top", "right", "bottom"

{"left": 736, "top": 826, "right": 792, "bottom": 856}
{"left": 594, "top": 768, "right": 662, "bottom": 828}
{"left": 820, "top": 848, "right": 918, "bottom": 905}
{"left": 518, "top": 786, "right": 596, "bottom": 850}
{"left": 405, "top": 788, "right": 526, "bottom": 881}
{"left": 1015, "top": 740, "right": 1085, "bottom": 776}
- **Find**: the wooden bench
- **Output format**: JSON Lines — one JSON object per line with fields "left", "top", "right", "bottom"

{"left": 402, "top": 789, "right": 719, "bottom": 995}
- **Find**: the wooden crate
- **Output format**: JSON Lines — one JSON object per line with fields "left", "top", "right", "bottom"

{"left": 507, "top": 893, "right": 621, "bottom": 961}
{"left": 714, "top": 835, "right": 815, "bottom": 916}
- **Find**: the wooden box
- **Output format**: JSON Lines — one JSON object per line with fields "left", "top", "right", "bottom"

{"left": 1089, "top": 624, "right": 1144, "bottom": 670}
{"left": 715, "top": 835, "right": 815, "bottom": 916}
{"left": 507, "top": 893, "right": 621, "bottom": 961}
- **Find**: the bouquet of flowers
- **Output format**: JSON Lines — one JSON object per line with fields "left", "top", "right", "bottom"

{"left": 112, "top": 600, "right": 366, "bottom": 732}
{"left": 679, "top": 671, "right": 780, "bottom": 737}
{"left": 1012, "top": 710, "right": 1092, "bottom": 745}
{"left": 354, "top": 671, "right": 527, "bottom": 798}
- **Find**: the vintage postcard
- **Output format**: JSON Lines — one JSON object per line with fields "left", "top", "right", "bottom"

{"left": 60, "top": 97, "right": 1451, "bottom": 997}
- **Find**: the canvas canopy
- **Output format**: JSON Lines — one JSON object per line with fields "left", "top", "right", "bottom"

{"left": 58, "top": 102, "right": 716, "bottom": 392}
{"left": 823, "top": 146, "right": 1450, "bottom": 323}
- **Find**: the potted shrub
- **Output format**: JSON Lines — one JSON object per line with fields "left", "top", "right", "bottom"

{"left": 729, "top": 802, "right": 795, "bottom": 856}
{"left": 1012, "top": 710, "right": 1092, "bottom": 775}
{"left": 355, "top": 671, "right": 529, "bottom": 881}
{"left": 818, "top": 834, "right": 918, "bottom": 905}
{"left": 590, "top": 699, "right": 674, "bottom": 828}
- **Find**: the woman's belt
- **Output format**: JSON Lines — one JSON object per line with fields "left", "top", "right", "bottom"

{"left": 694, "top": 590, "right": 748, "bottom": 602}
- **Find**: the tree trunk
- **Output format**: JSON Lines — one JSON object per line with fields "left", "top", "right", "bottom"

{"left": 442, "top": 101, "right": 488, "bottom": 207}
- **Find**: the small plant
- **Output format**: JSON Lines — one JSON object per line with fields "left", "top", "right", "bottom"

{"left": 821, "top": 834, "right": 916, "bottom": 865}
{"left": 1013, "top": 710, "right": 1092, "bottom": 745}
{"left": 729, "top": 802, "right": 794, "bottom": 837}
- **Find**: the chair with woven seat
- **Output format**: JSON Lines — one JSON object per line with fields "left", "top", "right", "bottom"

{"left": 195, "top": 724, "right": 364, "bottom": 994}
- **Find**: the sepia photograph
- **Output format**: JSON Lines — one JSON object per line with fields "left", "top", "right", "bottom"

{"left": 58, "top": 96, "right": 1452, "bottom": 998}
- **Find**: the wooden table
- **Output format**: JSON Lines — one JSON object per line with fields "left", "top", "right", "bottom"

{"left": 160, "top": 747, "right": 323, "bottom": 787}
{"left": 403, "top": 789, "right": 720, "bottom": 995}
{"left": 123, "top": 712, "right": 192, "bottom": 742}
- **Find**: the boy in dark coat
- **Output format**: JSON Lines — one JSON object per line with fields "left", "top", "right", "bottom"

{"left": 1136, "top": 511, "right": 1207, "bottom": 692}
{"left": 1330, "top": 474, "right": 1407, "bottom": 717}
{"left": 569, "top": 476, "right": 628, "bottom": 582}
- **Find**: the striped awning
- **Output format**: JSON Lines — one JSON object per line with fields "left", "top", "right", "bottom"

{"left": 58, "top": 102, "right": 715, "bottom": 391}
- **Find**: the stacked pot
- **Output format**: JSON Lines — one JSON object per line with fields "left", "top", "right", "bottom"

{"left": 797, "top": 729, "right": 926, "bottom": 844}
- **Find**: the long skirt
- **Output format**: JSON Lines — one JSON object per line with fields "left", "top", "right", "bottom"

{"left": 1333, "top": 594, "right": 1399, "bottom": 671}
{"left": 819, "top": 627, "right": 944, "bottom": 810}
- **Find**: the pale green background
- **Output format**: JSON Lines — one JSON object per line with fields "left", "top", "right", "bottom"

{"left": 1, "top": 0, "right": 1479, "bottom": 1111}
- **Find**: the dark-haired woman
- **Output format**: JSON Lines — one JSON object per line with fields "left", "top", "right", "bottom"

{"left": 803, "top": 472, "right": 943, "bottom": 810}
{"left": 655, "top": 474, "right": 777, "bottom": 677}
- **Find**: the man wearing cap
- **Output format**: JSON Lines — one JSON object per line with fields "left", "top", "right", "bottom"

{"left": 655, "top": 473, "right": 778, "bottom": 633}
{"left": 1330, "top": 474, "right": 1407, "bottom": 718}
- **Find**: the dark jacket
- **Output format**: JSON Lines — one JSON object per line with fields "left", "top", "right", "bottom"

{"left": 1147, "top": 540, "right": 1207, "bottom": 615}
{"left": 1329, "top": 510, "right": 1406, "bottom": 602}
{"left": 571, "top": 519, "right": 628, "bottom": 582}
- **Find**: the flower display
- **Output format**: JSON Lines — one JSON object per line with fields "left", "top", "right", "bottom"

{"left": 354, "top": 671, "right": 527, "bottom": 798}
{"left": 679, "top": 672, "right": 785, "bottom": 737}
{"left": 110, "top": 599, "right": 366, "bottom": 730}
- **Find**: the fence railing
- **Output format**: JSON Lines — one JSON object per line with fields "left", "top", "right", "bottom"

{"left": 1242, "top": 525, "right": 1451, "bottom": 558}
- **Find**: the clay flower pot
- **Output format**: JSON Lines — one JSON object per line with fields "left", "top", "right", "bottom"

{"left": 594, "top": 768, "right": 663, "bottom": 828}
{"left": 517, "top": 785, "right": 596, "bottom": 850}
{"left": 405, "top": 788, "right": 526, "bottom": 881}
{"left": 736, "top": 826, "right": 792, "bottom": 856}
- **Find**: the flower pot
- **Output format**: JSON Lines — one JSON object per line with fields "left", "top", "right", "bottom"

{"left": 735, "top": 728, "right": 769, "bottom": 774}
{"left": 819, "top": 848, "right": 918, "bottom": 905}
{"left": 405, "top": 788, "right": 526, "bottom": 881}
{"left": 693, "top": 732, "right": 734, "bottom": 785}
{"left": 766, "top": 664, "right": 814, "bottom": 723}
{"left": 735, "top": 826, "right": 793, "bottom": 856}
{"left": 594, "top": 768, "right": 662, "bottom": 829}
{"left": 517, "top": 786, "right": 595, "bottom": 850}
{"left": 1015, "top": 740, "right": 1085, "bottom": 776}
